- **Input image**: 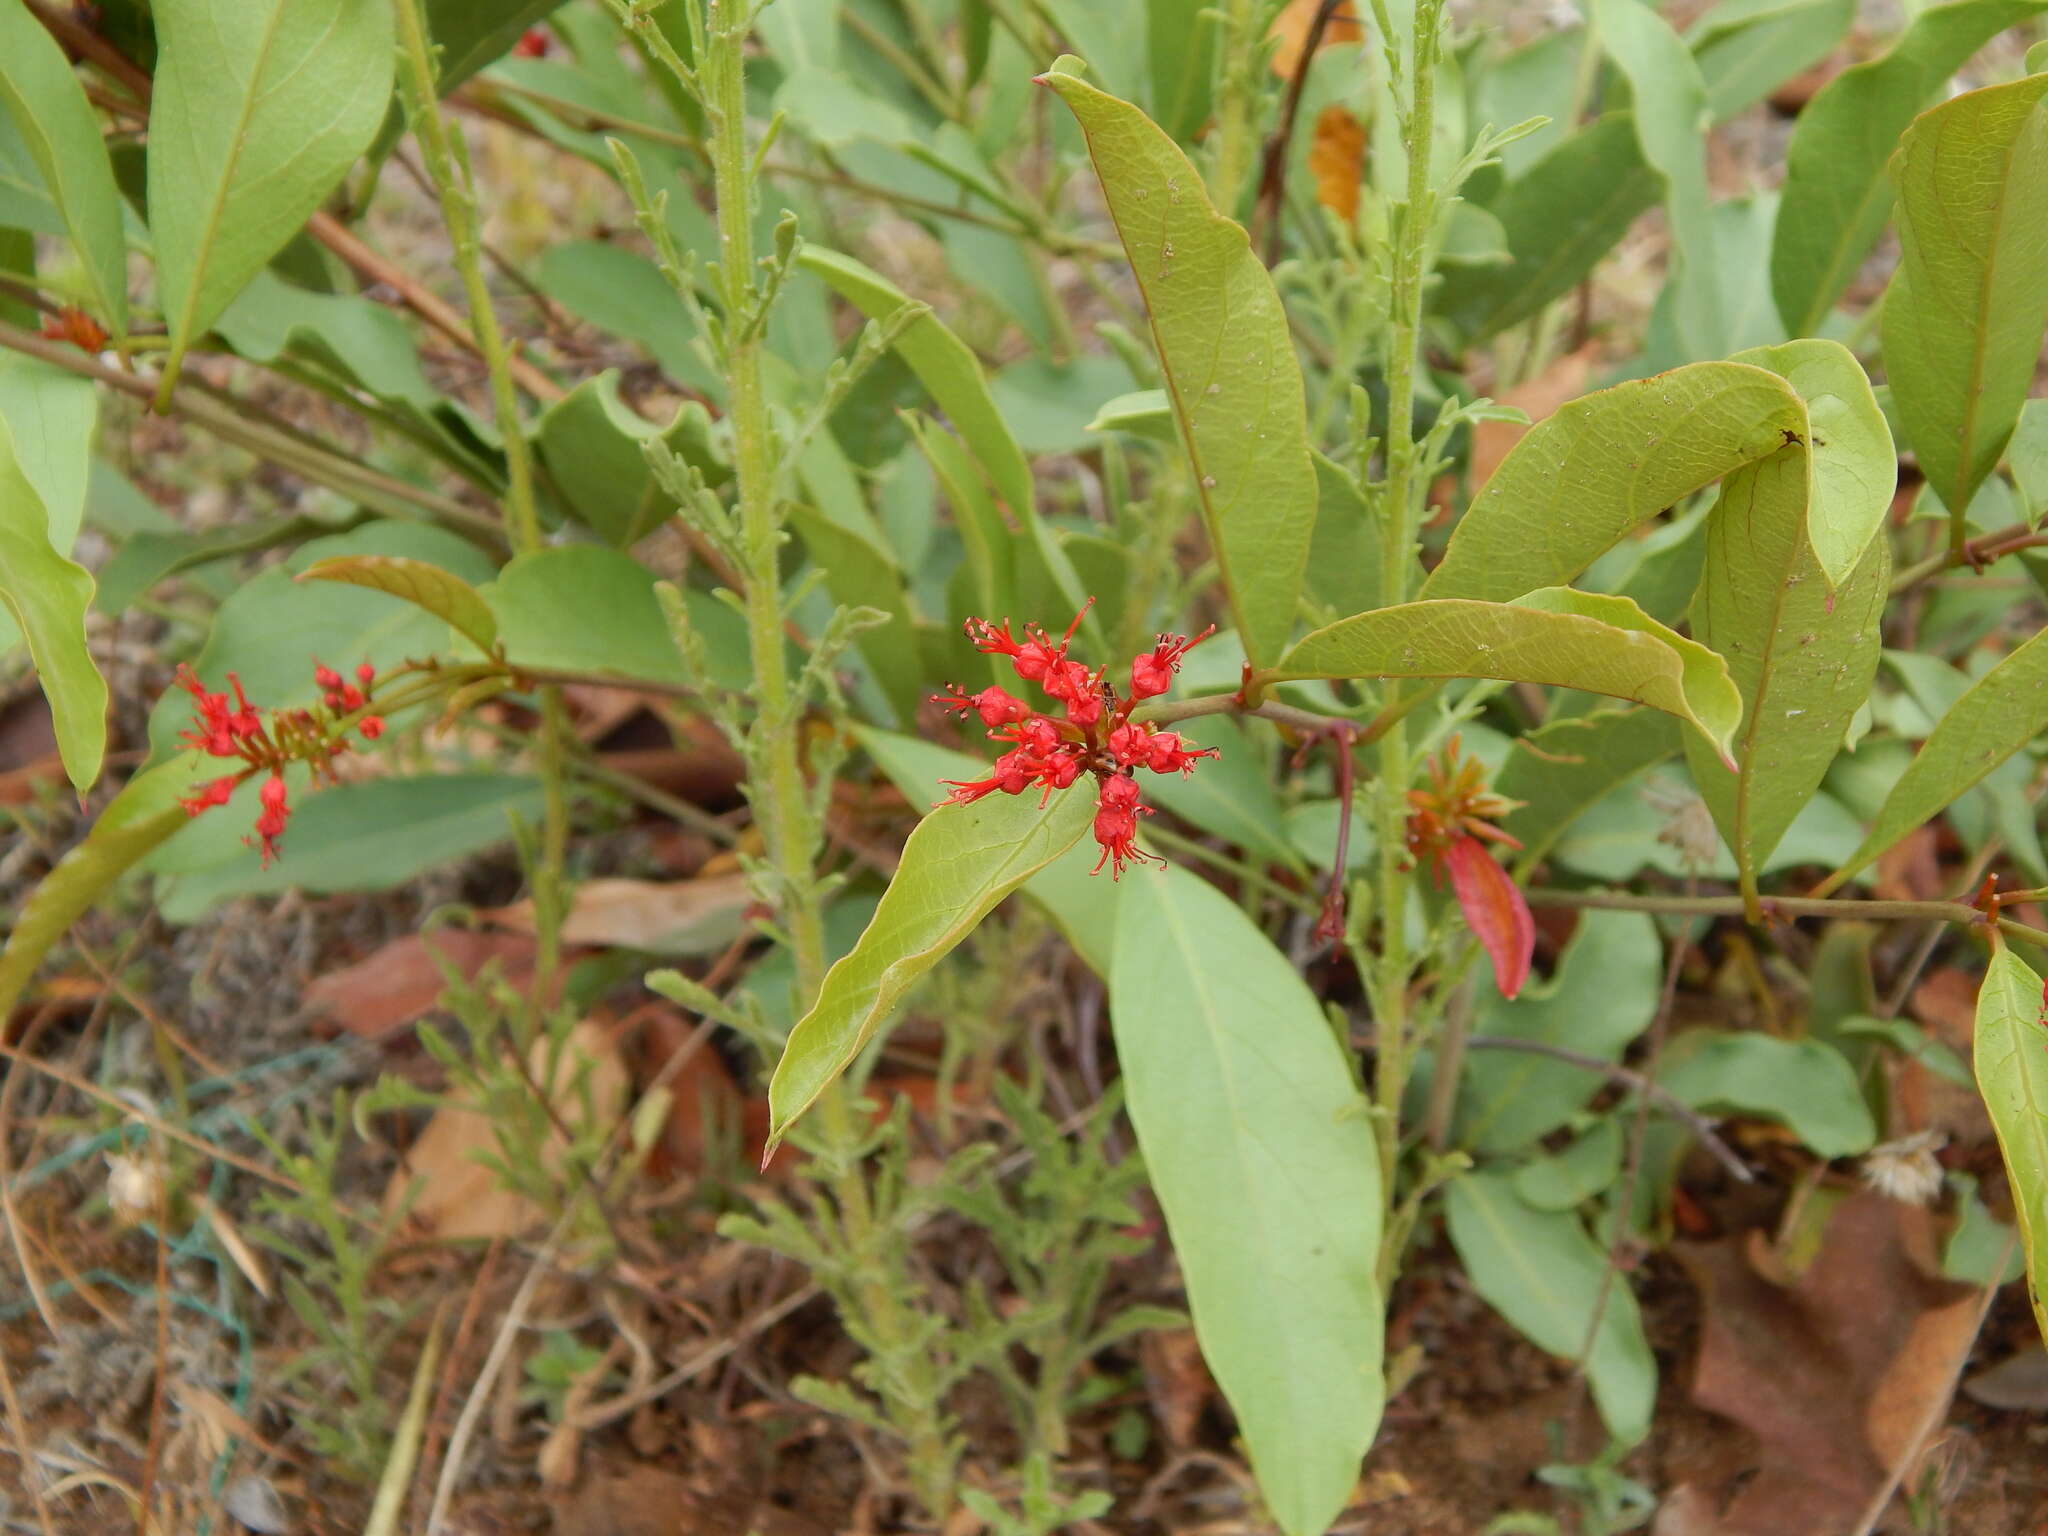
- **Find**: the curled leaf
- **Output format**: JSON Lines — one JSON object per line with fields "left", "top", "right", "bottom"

{"left": 1443, "top": 836, "right": 1534, "bottom": 1000}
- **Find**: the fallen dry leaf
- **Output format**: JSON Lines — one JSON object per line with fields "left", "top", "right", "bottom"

{"left": 629, "top": 1000, "right": 749, "bottom": 1178}
{"left": 1468, "top": 345, "right": 1599, "bottom": 494}
{"left": 1141, "top": 1327, "right": 1214, "bottom": 1448}
{"left": 1307, "top": 106, "right": 1366, "bottom": 222}
{"left": 1672, "top": 1192, "right": 1981, "bottom": 1535}
{"left": 304, "top": 930, "right": 544, "bottom": 1040}
{"left": 1268, "top": 0, "right": 1363, "bottom": 81}
{"left": 483, "top": 874, "right": 751, "bottom": 956}
{"left": 1873, "top": 824, "right": 1942, "bottom": 902}
{"left": 1910, "top": 967, "right": 1978, "bottom": 1051}
{"left": 382, "top": 1018, "right": 630, "bottom": 1243}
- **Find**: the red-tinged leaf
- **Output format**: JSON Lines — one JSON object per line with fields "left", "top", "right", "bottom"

{"left": 1445, "top": 836, "right": 1535, "bottom": 1000}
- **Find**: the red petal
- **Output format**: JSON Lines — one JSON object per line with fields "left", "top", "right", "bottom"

{"left": 1444, "top": 836, "right": 1535, "bottom": 1000}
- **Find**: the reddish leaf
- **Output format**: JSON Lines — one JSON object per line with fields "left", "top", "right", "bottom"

{"left": 1444, "top": 836, "right": 1534, "bottom": 999}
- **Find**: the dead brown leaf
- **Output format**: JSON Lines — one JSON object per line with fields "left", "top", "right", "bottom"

{"left": 1268, "top": 0, "right": 1363, "bottom": 81}
{"left": 1873, "top": 824, "right": 1942, "bottom": 902}
{"left": 304, "top": 930, "right": 544, "bottom": 1040}
{"left": 1307, "top": 106, "right": 1366, "bottom": 223}
{"left": 382, "top": 1018, "right": 630, "bottom": 1243}
{"left": 482, "top": 874, "right": 751, "bottom": 956}
{"left": 1141, "top": 1327, "right": 1214, "bottom": 1448}
{"left": 1467, "top": 345, "right": 1599, "bottom": 494}
{"left": 1672, "top": 1192, "right": 1981, "bottom": 1535}
{"left": 1910, "top": 967, "right": 1979, "bottom": 1050}
{"left": 629, "top": 1000, "right": 748, "bottom": 1179}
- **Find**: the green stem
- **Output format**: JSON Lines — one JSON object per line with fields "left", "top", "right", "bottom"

{"left": 1209, "top": 0, "right": 1265, "bottom": 211}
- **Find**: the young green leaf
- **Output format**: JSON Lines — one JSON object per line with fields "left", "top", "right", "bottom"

{"left": 0, "top": 754, "right": 207, "bottom": 1020}
{"left": 1881, "top": 75, "right": 2048, "bottom": 521}
{"left": 768, "top": 787, "right": 1095, "bottom": 1143}
{"left": 1438, "top": 113, "right": 1659, "bottom": 341}
{"left": 1973, "top": 947, "right": 2048, "bottom": 1345}
{"left": 799, "top": 247, "right": 1034, "bottom": 521}
{"left": 1815, "top": 626, "right": 2048, "bottom": 894}
{"left": 1445, "top": 1170, "right": 1655, "bottom": 1445}
{"left": 1591, "top": 0, "right": 1724, "bottom": 359}
{"left": 0, "top": 3, "right": 129, "bottom": 336}
{"left": 1683, "top": 444, "right": 1889, "bottom": 903}
{"left": 1497, "top": 708, "right": 1681, "bottom": 870}
{"left": 149, "top": 0, "right": 396, "bottom": 392}
{"left": 788, "top": 504, "right": 925, "bottom": 729}
{"left": 0, "top": 409, "right": 105, "bottom": 790}
{"left": 1040, "top": 63, "right": 1314, "bottom": 669}
{"left": 1110, "top": 864, "right": 1383, "bottom": 1536}
{"left": 1422, "top": 362, "right": 1806, "bottom": 602}
{"left": 1274, "top": 590, "right": 1744, "bottom": 760}
{"left": 299, "top": 555, "right": 500, "bottom": 654}
{"left": 1658, "top": 1031, "right": 1876, "bottom": 1157}
{"left": 1771, "top": 0, "right": 2048, "bottom": 337}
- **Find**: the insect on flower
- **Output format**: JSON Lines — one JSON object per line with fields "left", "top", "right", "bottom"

{"left": 934, "top": 601, "right": 1217, "bottom": 878}
{"left": 1405, "top": 736, "right": 1535, "bottom": 999}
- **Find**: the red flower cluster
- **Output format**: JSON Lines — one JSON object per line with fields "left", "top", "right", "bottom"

{"left": 39, "top": 306, "right": 107, "bottom": 354}
{"left": 174, "top": 659, "right": 385, "bottom": 866}
{"left": 935, "top": 603, "right": 1218, "bottom": 878}
{"left": 1405, "top": 737, "right": 1534, "bottom": 999}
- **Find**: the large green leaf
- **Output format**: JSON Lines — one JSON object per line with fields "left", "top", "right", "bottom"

{"left": 1771, "top": 0, "right": 2048, "bottom": 337}
{"left": 1423, "top": 362, "right": 1805, "bottom": 602}
{"left": 1592, "top": 0, "right": 1723, "bottom": 359}
{"left": 1041, "top": 62, "right": 1313, "bottom": 669}
{"left": 1681, "top": 344, "right": 1895, "bottom": 897}
{"left": 1274, "top": 590, "right": 1743, "bottom": 759}
{"left": 1439, "top": 113, "right": 1660, "bottom": 341}
{"left": 0, "top": 352, "right": 99, "bottom": 656}
{"left": 0, "top": 409, "right": 104, "bottom": 789}
{"left": 1658, "top": 1030, "right": 1876, "bottom": 1157}
{"left": 1497, "top": 708, "right": 1681, "bottom": 869}
{"left": 1818, "top": 625, "right": 2048, "bottom": 893}
{"left": 149, "top": 0, "right": 395, "bottom": 389}
{"left": 1881, "top": 74, "right": 2048, "bottom": 520}
{"left": 488, "top": 545, "right": 691, "bottom": 688}
{"left": 1455, "top": 911, "right": 1663, "bottom": 1151}
{"left": 0, "top": 754, "right": 206, "bottom": 1020}
{"left": 1974, "top": 948, "right": 2048, "bottom": 1347}
{"left": 767, "top": 787, "right": 1095, "bottom": 1141}
{"left": 1689, "top": 0, "right": 1854, "bottom": 123}
{"left": 798, "top": 246, "right": 1033, "bottom": 521}
{"left": 1444, "top": 1170, "right": 1655, "bottom": 1445}
{"left": 535, "top": 372, "right": 718, "bottom": 547}
{"left": 0, "top": 2, "right": 129, "bottom": 335}
{"left": 1110, "top": 864, "right": 1382, "bottom": 1536}
{"left": 215, "top": 269, "right": 439, "bottom": 410}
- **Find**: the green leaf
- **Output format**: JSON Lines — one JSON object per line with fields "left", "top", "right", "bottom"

{"left": 1771, "top": 0, "right": 2048, "bottom": 337}
{"left": 0, "top": 754, "right": 205, "bottom": 1019}
{"left": 1881, "top": 75, "right": 2048, "bottom": 519}
{"left": 1455, "top": 911, "right": 1663, "bottom": 1151}
{"left": 536, "top": 372, "right": 720, "bottom": 547}
{"left": 1274, "top": 590, "right": 1744, "bottom": 759}
{"left": 1835, "top": 1014, "right": 1973, "bottom": 1089}
{"left": 148, "top": 773, "right": 546, "bottom": 922}
{"left": 788, "top": 504, "right": 924, "bottom": 729}
{"left": 1592, "top": 0, "right": 1723, "bottom": 359}
{"left": 1689, "top": 0, "right": 1854, "bottom": 123}
{"left": 149, "top": 0, "right": 396, "bottom": 389}
{"left": 1145, "top": 0, "right": 1218, "bottom": 143}
{"left": 1658, "top": 1030, "right": 1876, "bottom": 1157}
{"left": 1974, "top": 949, "right": 2048, "bottom": 1345}
{"left": 298, "top": 555, "right": 499, "bottom": 654}
{"left": 1819, "top": 625, "right": 2048, "bottom": 892}
{"left": 768, "top": 787, "right": 1095, "bottom": 1141}
{"left": 1306, "top": 450, "right": 1384, "bottom": 619}
{"left": 426, "top": 0, "right": 567, "bottom": 93}
{"left": 1941, "top": 1169, "right": 2027, "bottom": 1285}
{"left": 1438, "top": 114, "right": 1660, "bottom": 341}
{"left": 1085, "top": 387, "right": 1175, "bottom": 443}
{"left": 1497, "top": 708, "right": 1681, "bottom": 869}
{"left": 215, "top": 269, "right": 439, "bottom": 409}
{"left": 1683, "top": 440, "right": 1890, "bottom": 898}
{"left": 0, "top": 350, "right": 101, "bottom": 655}
{"left": 1423, "top": 362, "right": 1806, "bottom": 603}
{"left": 798, "top": 245, "right": 1033, "bottom": 521}
{"left": 0, "top": 407, "right": 104, "bottom": 789}
{"left": 1041, "top": 65, "right": 1313, "bottom": 669}
{"left": 488, "top": 545, "right": 692, "bottom": 688}
{"left": 0, "top": 1, "right": 129, "bottom": 335}
{"left": 1444, "top": 1170, "right": 1655, "bottom": 1445}
{"left": 1513, "top": 1118, "right": 1625, "bottom": 1211}
{"left": 533, "top": 241, "right": 709, "bottom": 393}
{"left": 1110, "top": 864, "right": 1383, "bottom": 1536}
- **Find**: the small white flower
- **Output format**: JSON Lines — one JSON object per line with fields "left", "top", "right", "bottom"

{"left": 1861, "top": 1130, "right": 1946, "bottom": 1206}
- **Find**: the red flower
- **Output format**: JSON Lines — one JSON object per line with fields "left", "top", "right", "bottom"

{"left": 933, "top": 601, "right": 1220, "bottom": 876}
{"left": 39, "top": 306, "right": 107, "bottom": 353}
{"left": 178, "top": 774, "right": 238, "bottom": 817}
{"left": 511, "top": 26, "right": 549, "bottom": 56}
{"left": 359, "top": 716, "right": 385, "bottom": 740}
{"left": 251, "top": 774, "right": 290, "bottom": 867}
